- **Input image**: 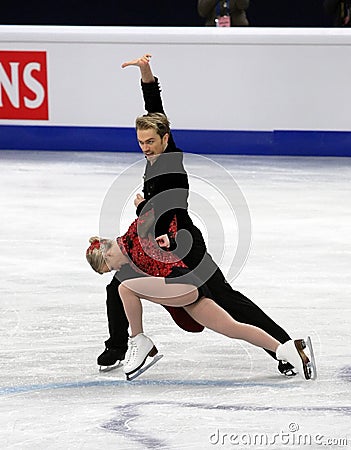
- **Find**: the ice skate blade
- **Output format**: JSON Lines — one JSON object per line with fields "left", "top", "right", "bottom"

{"left": 126, "top": 354, "right": 163, "bottom": 381}
{"left": 306, "top": 336, "right": 317, "bottom": 380}
{"left": 294, "top": 337, "right": 317, "bottom": 381}
{"left": 99, "top": 361, "right": 123, "bottom": 373}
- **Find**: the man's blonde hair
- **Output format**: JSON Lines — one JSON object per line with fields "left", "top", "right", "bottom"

{"left": 135, "top": 112, "right": 170, "bottom": 138}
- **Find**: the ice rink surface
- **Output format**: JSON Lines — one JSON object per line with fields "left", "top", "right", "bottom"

{"left": 0, "top": 150, "right": 350, "bottom": 449}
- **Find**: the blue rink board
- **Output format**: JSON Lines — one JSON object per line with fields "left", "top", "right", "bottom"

{"left": 0, "top": 125, "right": 351, "bottom": 157}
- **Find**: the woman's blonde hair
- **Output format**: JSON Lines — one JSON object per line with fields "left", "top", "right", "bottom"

{"left": 86, "top": 236, "right": 112, "bottom": 274}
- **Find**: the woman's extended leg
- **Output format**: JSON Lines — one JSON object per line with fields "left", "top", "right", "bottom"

{"left": 185, "top": 298, "right": 279, "bottom": 352}
{"left": 185, "top": 299, "right": 315, "bottom": 380}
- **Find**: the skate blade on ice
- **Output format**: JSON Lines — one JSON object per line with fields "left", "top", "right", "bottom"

{"left": 126, "top": 354, "right": 163, "bottom": 381}
{"left": 306, "top": 336, "right": 317, "bottom": 380}
{"left": 295, "top": 337, "right": 317, "bottom": 380}
{"left": 99, "top": 361, "right": 123, "bottom": 373}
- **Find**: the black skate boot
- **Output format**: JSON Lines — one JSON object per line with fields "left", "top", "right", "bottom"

{"left": 278, "top": 360, "right": 296, "bottom": 377}
{"left": 97, "top": 346, "right": 127, "bottom": 372}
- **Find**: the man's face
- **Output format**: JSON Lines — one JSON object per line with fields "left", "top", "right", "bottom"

{"left": 137, "top": 128, "right": 169, "bottom": 161}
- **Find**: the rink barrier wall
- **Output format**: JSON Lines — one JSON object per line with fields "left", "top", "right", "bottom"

{"left": 1, "top": 125, "right": 351, "bottom": 156}
{"left": 1, "top": 26, "right": 351, "bottom": 156}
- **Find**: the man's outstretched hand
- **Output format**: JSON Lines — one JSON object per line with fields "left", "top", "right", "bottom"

{"left": 121, "top": 53, "right": 152, "bottom": 69}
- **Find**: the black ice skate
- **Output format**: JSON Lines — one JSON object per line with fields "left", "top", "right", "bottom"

{"left": 278, "top": 360, "right": 297, "bottom": 377}
{"left": 97, "top": 347, "right": 126, "bottom": 372}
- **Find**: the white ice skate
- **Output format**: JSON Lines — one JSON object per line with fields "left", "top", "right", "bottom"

{"left": 123, "top": 333, "right": 162, "bottom": 381}
{"left": 276, "top": 337, "right": 317, "bottom": 380}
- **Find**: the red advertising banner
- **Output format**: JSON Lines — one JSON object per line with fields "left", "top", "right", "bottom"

{"left": 0, "top": 51, "right": 48, "bottom": 120}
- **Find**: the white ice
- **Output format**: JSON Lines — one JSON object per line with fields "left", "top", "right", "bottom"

{"left": 0, "top": 150, "right": 350, "bottom": 449}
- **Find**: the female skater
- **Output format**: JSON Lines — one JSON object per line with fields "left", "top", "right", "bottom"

{"left": 86, "top": 216, "right": 316, "bottom": 381}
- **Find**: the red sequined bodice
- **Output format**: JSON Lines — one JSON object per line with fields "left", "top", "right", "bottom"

{"left": 117, "top": 213, "right": 187, "bottom": 277}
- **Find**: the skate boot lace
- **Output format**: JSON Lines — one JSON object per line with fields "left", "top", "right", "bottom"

{"left": 125, "top": 340, "right": 138, "bottom": 365}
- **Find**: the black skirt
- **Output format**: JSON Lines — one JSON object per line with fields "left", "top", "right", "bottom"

{"left": 165, "top": 266, "right": 212, "bottom": 302}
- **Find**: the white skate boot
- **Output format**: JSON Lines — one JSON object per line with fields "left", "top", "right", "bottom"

{"left": 123, "top": 333, "right": 162, "bottom": 381}
{"left": 276, "top": 337, "right": 317, "bottom": 380}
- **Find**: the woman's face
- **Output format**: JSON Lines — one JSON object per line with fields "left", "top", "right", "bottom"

{"left": 99, "top": 262, "right": 111, "bottom": 274}
{"left": 103, "top": 240, "right": 127, "bottom": 272}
